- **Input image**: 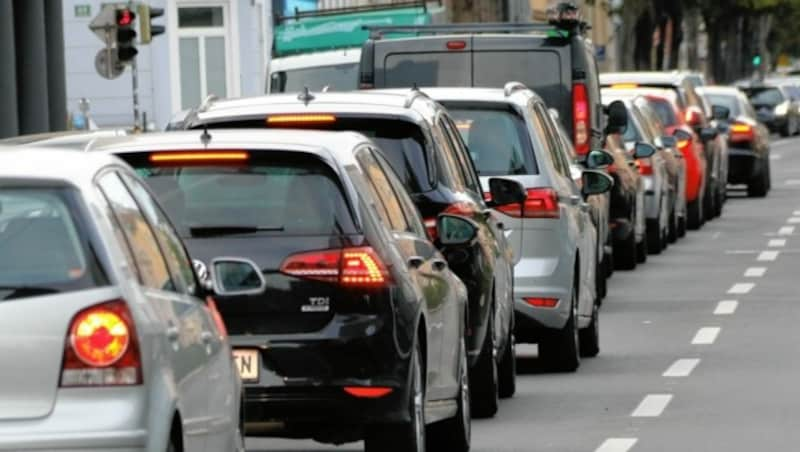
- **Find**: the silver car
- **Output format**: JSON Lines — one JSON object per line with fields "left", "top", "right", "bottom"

{"left": 425, "top": 85, "right": 613, "bottom": 372}
{"left": 0, "top": 149, "right": 246, "bottom": 451}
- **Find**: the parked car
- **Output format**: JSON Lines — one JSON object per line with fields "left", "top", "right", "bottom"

{"left": 699, "top": 86, "right": 772, "bottom": 197}
{"left": 359, "top": 3, "right": 606, "bottom": 159}
{"left": 423, "top": 84, "right": 614, "bottom": 370}
{"left": 177, "top": 91, "right": 518, "bottom": 418}
{"left": 738, "top": 83, "right": 800, "bottom": 137}
{"left": 0, "top": 148, "right": 244, "bottom": 452}
{"left": 600, "top": 71, "right": 725, "bottom": 225}
{"left": 89, "top": 129, "right": 497, "bottom": 451}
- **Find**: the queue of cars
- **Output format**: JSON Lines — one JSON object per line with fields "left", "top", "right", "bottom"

{"left": 0, "top": 4, "right": 779, "bottom": 452}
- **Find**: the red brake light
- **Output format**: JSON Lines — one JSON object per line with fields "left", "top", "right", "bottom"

{"left": 496, "top": 188, "right": 559, "bottom": 219}
{"left": 343, "top": 387, "right": 394, "bottom": 398}
{"left": 446, "top": 40, "right": 467, "bottom": 50}
{"left": 638, "top": 159, "right": 653, "bottom": 176}
{"left": 524, "top": 297, "right": 559, "bottom": 308}
{"left": 573, "top": 83, "right": 590, "bottom": 155}
{"left": 280, "top": 247, "right": 390, "bottom": 287}
{"left": 149, "top": 151, "right": 249, "bottom": 163}
{"left": 266, "top": 114, "right": 337, "bottom": 125}
{"left": 61, "top": 300, "right": 142, "bottom": 387}
{"left": 729, "top": 122, "right": 754, "bottom": 143}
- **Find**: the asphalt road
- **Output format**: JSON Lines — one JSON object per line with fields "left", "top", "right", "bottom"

{"left": 248, "top": 135, "right": 800, "bottom": 452}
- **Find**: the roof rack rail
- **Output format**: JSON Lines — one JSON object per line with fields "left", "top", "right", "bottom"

{"left": 504, "top": 81, "right": 528, "bottom": 97}
{"left": 198, "top": 94, "right": 218, "bottom": 113}
{"left": 404, "top": 87, "right": 431, "bottom": 108}
{"left": 365, "top": 22, "right": 564, "bottom": 39}
{"left": 276, "top": 0, "right": 432, "bottom": 24}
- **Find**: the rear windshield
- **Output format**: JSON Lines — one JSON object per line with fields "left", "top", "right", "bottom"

{"left": 383, "top": 52, "right": 471, "bottom": 87}
{"left": 444, "top": 105, "right": 538, "bottom": 176}
{"left": 205, "top": 118, "right": 432, "bottom": 194}
{"left": 124, "top": 153, "right": 358, "bottom": 238}
{"left": 745, "top": 87, "right": 784, "bottom": 106}
{"left": 704, "top": 93, "right": 741, "bottom": 117}
{"left": 0, "top": 187, "right": 107, "bottom": 300}
{"left": 647, "top": 98, "right": 679, "bottom": 127}
{"left": 270, "top": 63, "right": 359, "bottom": 93}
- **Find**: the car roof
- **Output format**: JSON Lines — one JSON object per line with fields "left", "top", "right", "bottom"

{"left": 696, "top": 86, "right": 744, "bottom": 96}
{"left": 600, "top": 71, "right": 691, "bottom": 86}
{"left": 0, "top": 147, "right": 121, "bottom": 183}
{"left": 188, "top": 90, "right": 441, "bottom": 127}
{"left": 270, "top": 48, "right": 362, "bottom": 71}
{"left": 87, "top": 129, "right": 374, "bottom": 168}
{"left": 419, "top": 85, "right": 542, "bottom": 106}
{"left": 601, "top": 86, "right": 678, "bottom": 101}
{"left": 0, "top": 129, "right": 129, "bottom": 149}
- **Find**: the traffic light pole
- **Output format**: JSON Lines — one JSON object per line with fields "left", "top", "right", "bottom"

{"left": 131, "top": 57, "right": 141, "bottom": 131}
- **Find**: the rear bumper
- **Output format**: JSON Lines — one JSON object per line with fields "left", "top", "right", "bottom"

{"left": 0, "top": 388, "right": 148, "bottom": 451}
{"left": 728, "top": 147, "right": 762, "bottom": 184}
{"left": 512, "top": 254, "right": 573, "bottom": 342}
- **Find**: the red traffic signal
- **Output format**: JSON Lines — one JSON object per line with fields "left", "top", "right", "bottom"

{"left": 116, "top": 8, "right": 135, "bottom": 26}
{"left": 115, "top": 7, "right": 137, "bottom": 63}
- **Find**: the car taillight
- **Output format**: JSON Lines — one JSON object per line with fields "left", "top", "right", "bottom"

{"left": 280, "top": 246, "right": 390, "bottom": 287}
{"left": 343, "top": 386, "right": 394, "bottom": 398}
{"left": 61, "top": 299, "right": 142, "bottom": 387}
{"left": 524, "top": 297, "right": 559, "bottom": 308}
{"left": 424, "top": 203, "right": 475, "bottom": 241}
{"left": 573, "top": 82, "right": 590, "bottom": 155}
{"left": 205, "top": 296, "right": 228, "bottom": 339}
{"left": 496, "top": 188, "right": 559, "bottom": 219}
{"left": 729, "top": 122, "right": 755, "bottom": 143}
{"left": 638, "top": 159, "right": 654, "bottom": 175}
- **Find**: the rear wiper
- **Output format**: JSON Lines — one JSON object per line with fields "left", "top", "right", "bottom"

{"left": 0, "top": 286, "right": 60, "bottom": 300}
{"left": 189, "top": 225, "right": 285, "bottom": 237}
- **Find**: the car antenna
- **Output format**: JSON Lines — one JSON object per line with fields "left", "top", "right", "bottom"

{"left": 200, "top": 124, "right": 212, "bottom": 147}
{"left": 298, "top": 86, "right": 315, "bottom": 105}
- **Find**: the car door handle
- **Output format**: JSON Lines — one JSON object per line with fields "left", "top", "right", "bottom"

{"left": 580, "top": 202, "right": 591, "bottom": 212}
{"left": 166, "top": 325, "right": 180, "bottom": 341}
{"left": 481, "top": 209, "right": 493, "bottom": 220}
{"left": 201, "top": 331, "right": 214, "bottom": 344}
{"left": 407, "top": 256, "right": 424, "bottom": 269}
{"left": 431, "top": 258, "right": 447, "bottom": 272}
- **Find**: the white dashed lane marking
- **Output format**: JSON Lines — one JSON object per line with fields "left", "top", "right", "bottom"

{"left": 714, "top": 300, "right": 739, "bottom": 315}
{"left": 779, "top": 226, "right": 795, "bottom": 235}
{"left": 595, "top": 438, "right": 638, "bottom": 452}
{"left": 692, "top": 327, "right": 721, "bottom": 345}
{"left": 769, "top": 239, "right": 787, "bottom": 247}
{"left": 728, "top": 283, "right": 755, "bottom": 294}
{"left": 788, "top": 218, "right": 800, "bottom": 224}
{"left": 744, "top": 267, "right": 767, "bottom": 277}
{"left": 632, "top": 394, "right": 673, "bottom": 417}
{"left": 757, "top": 251, "right": 780, "bottom": 261}
{"left": 663, "top": 359, "right": 701, "bottom": 377}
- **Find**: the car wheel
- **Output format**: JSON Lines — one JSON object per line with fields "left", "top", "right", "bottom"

{"left": 596, "top": 257, "right": 607, "bottom": 302}
{"left": 498, "top": 332, "right": 516, "bottom": 399}
{"left": 748, "top": 159, "right": 769, "bottom": 198}
{"left": 636, "top": 226, "right": 648, "bottom": 263}
{"left": 667, "top": 207, "right": 678, "bottom": 243}
{"left": 470, "top": 307, "right": 498, "bottom": 418}
{"left": 427, "top": 336, "right": 471, "bottom": 452}
{"left": 365, "top": 341, "right": 425, "bottom": 452}
{"left": 703, "top": 183, "right": 716, "bottom": 222}
{"left": 579, "top": 302, "right": 600, "bottom": 358}
{"left": 539, "top": 285, "right": 580, "bottom": 372}
{"left": 677, "top": 214, "right": 687, "bottom": 238}
{"left": 781, "top": 120, "right": 792, "bottom": 137}
{"left": 687, "top": 197, "right": 703, "bottom": 230}
{"left": 646, "top": 219, "right": 662, "bottom": 255}
{"left": 614, "top": 230, "right": 637, "bottom": 270}
{"left": 605, "top": 247, "right": 614, "bottom": 278}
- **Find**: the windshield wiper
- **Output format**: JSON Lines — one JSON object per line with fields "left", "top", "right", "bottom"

{"left": 0, "top": 286, "right": 60, "bottom": 300}
{"left": 189, "top": 225, "right": 285, "bottom": 237}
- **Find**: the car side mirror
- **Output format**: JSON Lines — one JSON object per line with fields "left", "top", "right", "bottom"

{"left": 659, "top": 136, "right": 677, "bottom": 148}
{"left": 673, "top": 128, "right": 692, "bottom": 142}
{"left": 437, "top": 214, "right": 479, "bottom": 246}
{"left": 700, "top": 127, "right": 718, "bottom": 141}
{"left": 487, "top": 177, "right": 526, "bottom": 206}
{"left": 585, "top": 149, "right": 614, "bottom": 169}
{"left": 605, "top": 100, "right": 628, "bottom": 134}
{"left": 581, "top": 170, "right": 615, "bottom": 196}
{"left": 633, "top": 142, "right": 657, "bottom": 159}
{"left": 685, "top": 106, "right": 704, "bottom": 127}
{"left": 711, "top": 105, "right": 731, "bottom": 121}
{"left": 210, "top": 257, "right": 266, "bottom": 296}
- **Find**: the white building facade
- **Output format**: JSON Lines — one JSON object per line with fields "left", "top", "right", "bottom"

{"left": 62, "top": 0, "right": 270, "bottom": 129}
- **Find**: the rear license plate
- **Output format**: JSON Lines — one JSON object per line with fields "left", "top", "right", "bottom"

{"left": 233, "top": 349, "right": 259, "bottom": 382}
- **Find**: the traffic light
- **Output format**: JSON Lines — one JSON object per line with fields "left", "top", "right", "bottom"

{"left": 116, "top": 7, "right": 138, "bottom": 62}
{"left": 139, "top": 4, "right": 165, "bottom": 44}
{"left": 753, "top": 55, "right": 762, "bottom": 67}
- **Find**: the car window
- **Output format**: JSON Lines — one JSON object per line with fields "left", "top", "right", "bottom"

{"left": 382, "top": 51, "right": 470, "bottom": 87}
{"left": 270, "top": 63, "right": 359, "bottom": 93}
{"left": 357, "top": 149, "right": 410, "bottom": 233}
{"left": 746, "top": 87, "right": 784, "bottom": 106}
{"left": 446, "top": 104, "right": 539, "bottom": 176}
{"left": 97, "top": 171, "right": 175, "bottom": 292}
{"left": 0, "top": 186, "right": 108, "bottom": 301}
{"left": 647, "top": 98, "right": 679, "bottom": 127}
{"left": 118, "top": 171, "right": 197, "bottom": 296}
{"left": 125, "top": 152, "right": 358, "bottom": 238}
{"left": 431, "top": 120, "right": 467, "bottom": 191}
{"left": 533, "top": 103, "right": 569, "bottom": 177}
{"left": 440, "top": 117, "right": 481, "bottom": 194}
{"left": 374, "top": 150, "right": 427, "bottom": 238}
{"left": 741, "top": 95, "right": 758, "bottom": 119}
{"left": 704, "top": 93, "right": 741, "bottom": 118}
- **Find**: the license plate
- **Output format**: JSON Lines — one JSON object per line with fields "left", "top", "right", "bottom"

{"left": 233, "top": 349, "right": 259, "bottom": 382}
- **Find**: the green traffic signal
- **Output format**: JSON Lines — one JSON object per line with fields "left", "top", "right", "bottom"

{"left": 753, "top": 55, "right": 762, "bottom": 67}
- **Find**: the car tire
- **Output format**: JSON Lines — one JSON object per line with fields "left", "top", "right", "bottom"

{"left": 646, "top": 219, "right": 662, "bottom": 255}
{"left": 614, "top": 230, "right": 637, "bottom": 270}
{"left": 579, "top": 302, "right": 600, "bottom": 358}
{"left": 497, "top": 332, "right": 516, "bottom": 399}
{"left": 781, "top": 120, "right": 792, "bottom": 137}
{"left": 677, "top": 215, "right": 687, "bottom": 238}
{"left": 539, "top": 285, "right": 580, "bottom": 372}
{"left": 748, "top": 159, "right": 769, "bottom": 198}
{"left": 596, "top": 257, "right": 607, "bottom": 301}
{"left": 605, "top": 247, "right": 614, "bottom": 278}
{"left": 469, "top": 310, "right": 498, "bottom": 419}
{"left": 427, "top": 337, "right": 471, "bottom": 452}
{"left": 365, "top": 341, "right": 425, "bottom": 452}
{"left": 687, "top": 197, "right": 703, "bottom": 230}
{"left": 704, "top": 183, "right": 716, "bottom": 222}
{"left": 636, "top": 226, "right": 648, "bottom": 263}
{"left": 667, "top": 208, "right": 678, "bottom": 243}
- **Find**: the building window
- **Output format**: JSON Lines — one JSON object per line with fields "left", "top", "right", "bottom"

{"left": 177, "top": 5, "right": 229, "bottom": 110}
